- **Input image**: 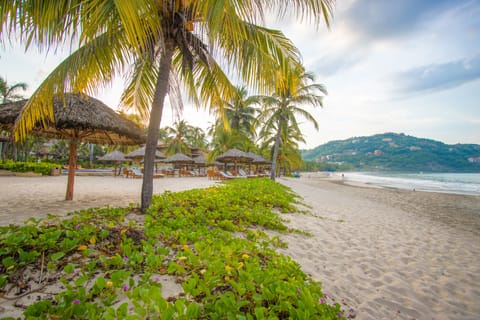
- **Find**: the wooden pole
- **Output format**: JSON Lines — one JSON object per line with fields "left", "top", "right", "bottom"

{"left": 65, "top": 135, "right": 78, "bottom": 200}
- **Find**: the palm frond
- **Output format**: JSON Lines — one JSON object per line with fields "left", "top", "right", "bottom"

{"left": 0, "top": 0, "right": 83, "bottom": 49}
{"left": 266, "top": 0, "right": 334, "bottom": 28}
{"left": 119, "top": 58, "right": 158, "bottom": 121}
{"left": 14, "top": 29, "right": 130, "bottom": 140}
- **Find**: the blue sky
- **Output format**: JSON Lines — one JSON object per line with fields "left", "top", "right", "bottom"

{"left": 1, "top": 0, "right": 479, "bottom": 149}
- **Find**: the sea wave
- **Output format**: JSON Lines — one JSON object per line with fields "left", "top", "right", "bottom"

{"left": 340, "top": 172, "right": 480, "bottom": 196}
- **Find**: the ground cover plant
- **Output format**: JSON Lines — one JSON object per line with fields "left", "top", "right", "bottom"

{"left": 0, "top": 179, "right": 344, "bottom": 319}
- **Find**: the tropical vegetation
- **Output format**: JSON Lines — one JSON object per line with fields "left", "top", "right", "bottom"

{"left": 207, "top": 86, "right": 260, "bottom": 160}
{"left": 0, "top": 0, "right": 334, "bottom": 212}
{"left": 0, "top": 160, "right": 59, "bottom": 175}
{"left": 0, "top": 179, "right": 345, "bottom": 319}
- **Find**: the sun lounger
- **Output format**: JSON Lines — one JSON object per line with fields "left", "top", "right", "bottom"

{"left": 220, "top": 171, "right": 247, "bottom": 179}
{"left": 238, "top": 169, "right": 257, "bottom": 178}
{"left": 128, "top": 168, "right": 164, "bottom": 178}
{"left": 129, "top": 168, "right": 143, "bottom": 178}
{"left": 161, "top": 169, "right": 175, "bottom": 177}
{"left": 218, "top": 171, "right": 234, "bottom": 180}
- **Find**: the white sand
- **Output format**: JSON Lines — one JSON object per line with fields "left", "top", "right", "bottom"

{"left": 0, "top": 175, "right": 217, "bottom": 225}
{"left": 277, "top": 174, "right": 480, "bottom": 320}
{"left": 1, "top": 174, "right": 479, "bottom": 319}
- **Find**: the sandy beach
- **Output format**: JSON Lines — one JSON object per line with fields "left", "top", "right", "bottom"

{"left": 277, "top": 174, "right": 480, "bottom": 320}
{"left": 0, "top": 175, "right": 217, "bottom": 226}
{"left": 1, "top": 174, "right": 479, "bottom": 319}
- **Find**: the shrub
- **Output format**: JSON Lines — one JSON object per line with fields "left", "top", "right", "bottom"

{"left": 0, "top": 160, "right": 60, "bottom": 175}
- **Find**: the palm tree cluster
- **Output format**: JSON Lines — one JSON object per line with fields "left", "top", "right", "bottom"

{"left": 1, "top": 0, "right": 334, "bottom": 211}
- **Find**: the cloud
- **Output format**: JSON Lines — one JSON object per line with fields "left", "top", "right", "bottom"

{"left": 311, "top": 52, "right": 364, "bottom": 76}
{"left": 393, "top": 54, "right": 480, "bottom": 94}
{"left": 344, "top": 0, "right": 469, "bottom": 40}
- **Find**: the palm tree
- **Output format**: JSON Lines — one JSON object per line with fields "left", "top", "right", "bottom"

{"left": 259, "top": 117, "right": 305, "bottom": 176}
{"left": 258, "top": 70, "right": 327, "bottom": 180}
{"left": 188, "top": 126, "right": 208, "bottom": 150}
{"left": 0, "top": 76, "right": 28, "bottom": 103}
{"left": 1, "top": 1, "right": 334, "bottom": 211}
{"left": 221, "top": 86, "right": 259, "bottom": 138}
{"left": 164, "top": 120, "right": 195, "bottom": 155}
{"left": 207, "top": 122, "right": 254, "bottom": 162}
{"left": 209, "top": 86, "right": 259, "bottom": 159}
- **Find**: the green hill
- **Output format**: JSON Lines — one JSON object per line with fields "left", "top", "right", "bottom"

{"left": 301, "top": 133, "right": 480, "bottom": 172}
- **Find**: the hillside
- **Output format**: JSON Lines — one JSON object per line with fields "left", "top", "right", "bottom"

{"left": 301, "top": 133, "right": 480, "bottom": 172}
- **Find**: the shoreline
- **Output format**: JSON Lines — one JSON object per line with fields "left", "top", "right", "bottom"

{"left": 332, "top": 171, "right": 480, "bottom": 196}
{"left": 277, "top": 175, "right": 480, "bottom": 319}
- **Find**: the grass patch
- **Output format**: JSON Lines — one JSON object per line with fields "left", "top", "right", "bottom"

{"left": 0, "top": 179, "right": 344, "bottom": 319}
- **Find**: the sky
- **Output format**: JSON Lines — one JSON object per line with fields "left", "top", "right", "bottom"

{"left": 1, "top": 0, "right": 479, "bottom": 150}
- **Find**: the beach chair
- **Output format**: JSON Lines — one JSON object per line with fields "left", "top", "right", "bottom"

{"left": 180, "top": 168, "right": 195, "bottom": 177}
{"left": 207, "top": 168, "right": 215, "bottom": 180}
{"left": 238, "top": 169, "right": 257, "bottom": 178}
{"left": 222, "top": 171, "right": 247, "bottom": 179}
{"left": 161, "top": 168, "right": 175, "bottom": 177}
{"left": 218, "top": 171, "right": 234, "bottom": 180}
{"left": 153, "top": 171, "right": 165, "bottom": 178}
{"left": 129, "top": 168, "right": 143, "bottom": 178}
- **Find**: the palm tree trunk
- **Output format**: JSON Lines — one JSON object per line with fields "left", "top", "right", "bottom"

{"left": 141, "top": 39, "right": 175, "bottom": 212}
{"left": 270, "top": 118, "right": 283, "bottom": 181}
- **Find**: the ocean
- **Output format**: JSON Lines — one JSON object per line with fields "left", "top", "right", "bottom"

{"left": 339, "top": 172, "right": 480, "bottom": 196}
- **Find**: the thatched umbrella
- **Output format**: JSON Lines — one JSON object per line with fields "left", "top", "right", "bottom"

{"left": 246, "top": 151, "right": 271, "bottom": 174}
{"left": 126, "top": 146, "right": 166, "bottom": 174}
{"left": 216, "top": 148, "right": 254, "bottom": 174}
{"left": 192, "top": 154, "right": 206, "bottom": 166}
{"left": 97, "top": 150, "right": 127, "bottom": 176}
{"left": 164, "top": 152, "right": 194, "bottom": 163}
{"left": 125, "top": 146, "right": 166, "bottom": 161}
{"left": 0, "top": 93, "right": 145, "bottom": 200}
{"left": 163, "top": 153, "right": 194, "bottom": 176}
{"left": 192, "top": 154, "right": 207, "bottom": 176}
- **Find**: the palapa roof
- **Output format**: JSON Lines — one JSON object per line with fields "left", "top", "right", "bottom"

{"left": 97, "top": 150, "right": 127, "bottom": 162}
{"left": 246, "top": 151, "right": 271, "bottom": 165}
{"left": 216, "top": 148, "right": 254, "bottom": 163}
{"left": 0, "top": 93, "right": 145, "bottom": 145}
{"left": 125, "top": 146, "right": 166, "bottom": 159}
{"left": 164, "top": 152, "right": 194, "bottom": 163}
{"left": 192, "top": 154, "right": 206, "bottom": 165}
